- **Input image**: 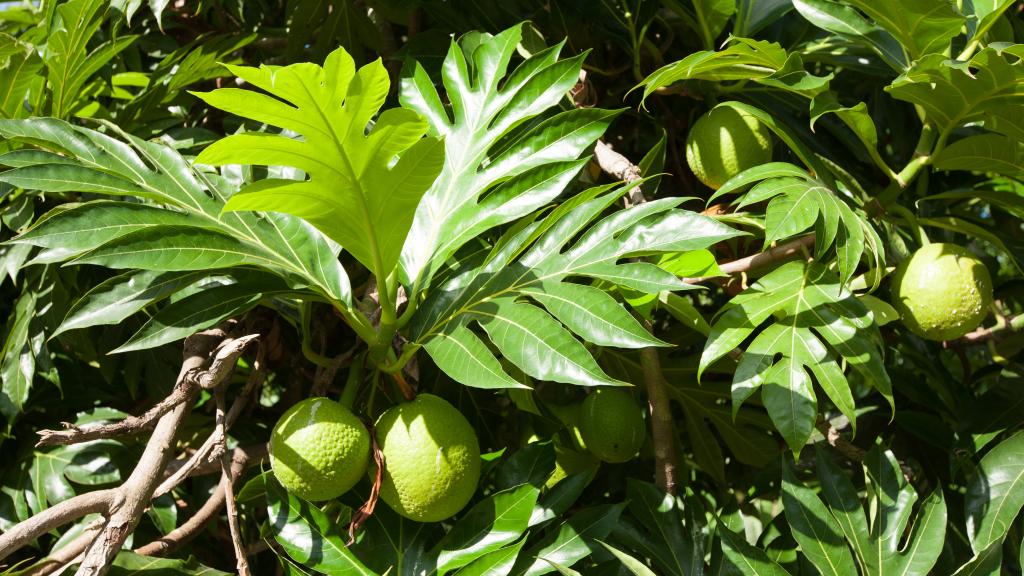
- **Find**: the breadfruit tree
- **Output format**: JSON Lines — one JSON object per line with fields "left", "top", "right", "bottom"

{"left": 1, "top": 1, "right": 1023, "bottom": 575}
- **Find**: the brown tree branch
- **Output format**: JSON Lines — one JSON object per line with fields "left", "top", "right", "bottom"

{"left": 640, "top": 346, "right": 678, "bottom": 493}
{"left": 591, "top": 136, "right": 681, "bottom": 493}
{"left": 70, "top": 330, "right": 256, "bottom": 576}
{"left": 134, "top": 446, "right": 253, "bottom": 557}
{"left": 215, "top": 387, "right": 250, "bottom": 575}
{"left": 21, "top": 520, "right": 104, "bottom": 576}
{"left": 949, "top": 313, "right": 1024, "bottom": 346}
{"left": 685, "top": 234, "right": 816, "bottom": 284}
{"left": 133, "top": 479, "right": 225, "bottom": 557}
{"left": 0, "top": 490, "right": 115, "bottom": 563}
{"left": 155, "top": 349, "right": 267, "bottom": 498}
{"left": 35, "top": 383, "right": 193, "bottom": 447}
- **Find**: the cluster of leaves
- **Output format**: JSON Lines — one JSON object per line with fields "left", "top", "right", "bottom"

{"left": 1, "top": 0, "right": 1024, "bottom": 575}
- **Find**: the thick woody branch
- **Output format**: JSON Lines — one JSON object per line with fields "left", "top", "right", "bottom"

{"left": 71, "top": 330, "right": 256, "bottom": 576}
{"left": 815, "top": 420, "right": 867, "bottom": 463}
{"left": 593, "top": 140, "right": 644, "bottom": 206}
{"left": 155, "top": 351, "right": 267, "bottom": 498}
{"left": 640, "top": 346, "right": 678, "bottom": 493}
{"left": 134, "top": 447, "right": 252, "bottom": 557}
{"left": 22, "top": 521, "right": 104, "bottom": 576}
{"left": 36, "top": 335, "right": 257, "bottom": 449}
{"left": 0, "top": 490, "right": 115, "bottom": 563}
{"left": 591, "top": 137, "right": 680, "bottom": 493}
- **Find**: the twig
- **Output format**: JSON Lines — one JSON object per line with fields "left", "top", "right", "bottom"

{"left": 640, "top": 346, "right": 678, "bottom": 493}
{"left": 311, "top": 347, "right": 357, "bottom": 397}
{"left": 216, "top": 388, "right": 250, "bottom": 575}
{"left": 950, "top": 313, "right": 1024, "bottom": 346}
{"left": 0, "top": 490, "right": 115, "bottom": 562}
{"left": 593, "top": 140, "right": 645, "bottom": 206}
{"left": 155, "top": 346, "right": 266, "bottom": 498}
{"left": 685, "top": 234, "right": 817, "bottom": 284}
{"left": 390, "top": 370, "right": 416, "bottom": 402}
{"left": 815, "top": 420, "right": 867, "bottom": 463}
{"left": 72, "top": 329, "right": 255, "bottom": 576}
{"left": 135, "top": 442, "right": 255, "bottom": 557}
{"left": 134, "top": 478, "right": 226, "bottom": 557}
{"left": 35, "top": 382, "right": 193, "bottom": 447}
{"left": 591, "top": 138, "right": 679, "bottom": 493}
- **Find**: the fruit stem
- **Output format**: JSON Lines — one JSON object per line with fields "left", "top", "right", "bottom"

{"left": 889, "top": 204, "right": 930, "bottom": 246}
{"left": 390, "top": 370, "right": 416, "bottom": 402}
{"left": 339, "top": 353, "right": 364, "bottom": 410}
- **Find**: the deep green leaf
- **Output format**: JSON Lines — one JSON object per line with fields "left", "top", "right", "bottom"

{"left": 434, "top": 483, "right": 540, "bottom": 574}
{"left": 781, "top": 462, "right": 857, "bottom": 575}
{"left": 265, "top": 475, "right": 376, "bottom": 575}
{"left": 966, "top": 431, "right": 1024, "bottom": 552}
{"left": 517, "top": 504, "right": 625, "bottom": 576}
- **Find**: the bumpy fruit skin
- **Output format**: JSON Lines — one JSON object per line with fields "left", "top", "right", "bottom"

{"left": 578, "top": 388, "right": 646, "bottom": 463}
{"left": 375, "top": 394, "right": 481, "bottom": 522}
{"left": 685, "top": 106, "right": 773, "bottom": 190}
{"left": 269, "top": 397, "right": 370, "bottom": 502}
{"left": 890, "top": 243, "right": 993, "bottom": 341}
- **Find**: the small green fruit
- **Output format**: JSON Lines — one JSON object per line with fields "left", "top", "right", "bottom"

{"left": 578, "top": 388, "right": 646, "bottom": 463}
{"left": 375, "top": 394, "right": 481, "bottom": 522}
{"left": 890, "top": 243, "right": 993, "bottom": 341}
{"left": 269, "top": 397, "right": 370, "bottom": 502}
{"left": 686, "top": 106, "right": 773, "bottom": 190}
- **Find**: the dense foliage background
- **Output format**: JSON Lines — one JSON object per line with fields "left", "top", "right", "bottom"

{"left": 1, "top": 0, "right": 1024, "bottom": 574}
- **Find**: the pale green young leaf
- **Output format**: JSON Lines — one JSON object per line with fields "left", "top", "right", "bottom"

{"left": 843, "top": 0, "right": 963, "bottom": 61}
{"left": 934, "top": 133, "right": 1024, "bottom": 177}
{"left": 887, "top": 48, "right": 1024, "bottom": 135}
{"left": 195, "top": 48, "right": 445, "bottom": 279}
{"left": 400, "top": 24, "right": 613, "bottom": 288}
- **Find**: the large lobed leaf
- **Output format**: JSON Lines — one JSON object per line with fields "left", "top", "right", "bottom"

{"left": 0, "top": 119, "right": 353, "bottom": 351}
{"left": 399, "top": 23, "right": 619, "bottom": 289}
{"left": 193, "top": 47, "right": 445, "bottom": 280}
{"left": 414, "top": 182, "right": 743, "bottom": 390}
{"left": 700, "top": 260, "right": 891, "bottom": 452}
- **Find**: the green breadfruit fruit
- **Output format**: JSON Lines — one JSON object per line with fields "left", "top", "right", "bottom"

{"left": 577, "top": 388, "right": 646, "bottom": 463}
{"left": 685, "top": 105, "right": 773, "bottom": 190}
{"left": 890, "top": 243, "right": 993, "bottom": 341}
{"left": 269, "top": 397, "right": 370, "bottom": 502}
{"left": 375, "top": 394, "right": 481, "bottom": 522}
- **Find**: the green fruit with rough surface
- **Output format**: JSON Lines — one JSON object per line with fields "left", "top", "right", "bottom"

{"left": 890, "top": 243, "right": 993, "bottom": 341}
{"left": 686, "top": 106, "right": 773, "bottom": 190}
{"left": 578, "top": 388, "right": 646, "bottom": 463}
{"left": 269, "top": 397, "right": 370, "bottom": 502}
{"left": 375, "top": 394, "right": 481, "bottom": 522}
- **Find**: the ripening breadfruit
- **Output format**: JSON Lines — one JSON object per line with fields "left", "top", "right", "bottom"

{"left": 577, "top": 388, "right": 646, "bottom": 463}
{"left": 685, "top": 105, "right": 773, "bottom": 190}
{"left": 375, "top": 394, "right": 481, "bottom": 522}
{"left": 269, "top": 397, "right": 370, "bottom": 502}
{"left": 889, "top": 243, "right": 993, "bottom": 341}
